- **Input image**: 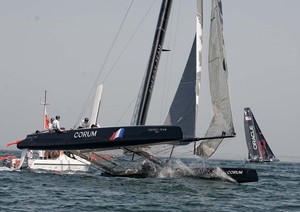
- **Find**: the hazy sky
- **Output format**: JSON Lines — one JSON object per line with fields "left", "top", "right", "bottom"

{"left": 0, "top": 0, "right": 299, "bottom": 162}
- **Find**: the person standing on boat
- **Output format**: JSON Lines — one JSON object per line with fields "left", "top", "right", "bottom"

{"left": 52, "top": 115, "right": 63, "bottom": 132}
{"left": 79, "top": 118, "right": 90, "bottom": 128}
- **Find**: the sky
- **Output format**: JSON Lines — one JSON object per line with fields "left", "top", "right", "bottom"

{"left": 0, "top": 0, "right": 299, "bottom": 163}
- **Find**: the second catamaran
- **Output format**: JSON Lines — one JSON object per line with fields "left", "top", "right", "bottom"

{"left": 244, "top": 107, "right": 279, "bottom": 163}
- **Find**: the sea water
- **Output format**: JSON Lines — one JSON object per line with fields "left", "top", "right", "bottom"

{"left": 0, "top": 150, "right": 299, "bottom": 212}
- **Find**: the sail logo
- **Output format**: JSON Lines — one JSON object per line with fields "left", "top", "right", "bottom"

{"left": 149, "top": 45, "right": 162, "bottom": 94}
{"left": 226, "top": 170, "right": 243, "bottom": 175}
{"left": 110, "top": 128, "right": 125, "bottom": 141}
{"left": 148, "top": 128, "right": 167, "bottom": 133}
{"left": 74, "top": 130, "right": 97, "bottom": 138}
{"left": 245, "top": 116, "right": 251, "bottom": 121}
{"left": 249, "top": 126, "right": 258, "bottom": 150}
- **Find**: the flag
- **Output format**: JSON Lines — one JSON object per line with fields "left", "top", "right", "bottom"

{"left": 44, "top": 107, "right": 50, "bottom": 130}
{"left": 109, "top": 128, "right": 125, "bottom": 141}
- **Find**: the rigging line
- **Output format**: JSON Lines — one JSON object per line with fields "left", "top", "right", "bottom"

{"left": 218, "top": 137, "right": 234, "bottom": 148}
{"left": 171, "top": 144, "right": 195, "bottom": 155}
{"left": 153, "top": 145, "right": 174, "bottom": 155}
{"left": 115, "top": 95, "right": 137, "bottom": 125}
{"left": 160, "top": 0, "right": 182, "bottom": 122}
{"left": 160, "top": 41, "right": 171, "bottom": 123}
{"left": 106, "top": 0, "right": 158, "bottom": 126}
{"left": 74, "top": 1, "right": 135, "bottom": 127}
{"left": 101, "top": 0, "right": 158, "bottom": 84}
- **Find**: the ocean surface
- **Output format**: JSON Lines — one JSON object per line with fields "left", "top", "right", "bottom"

{"left": 0, "top": 150, "right": 299, "bottom": 212}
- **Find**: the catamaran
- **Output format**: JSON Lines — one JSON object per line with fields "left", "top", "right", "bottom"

{"left": 15, "top": 0, "right": 258, "bottom": 183}
{"left": 244, "top": 107, "right": 279, "bottom": 163}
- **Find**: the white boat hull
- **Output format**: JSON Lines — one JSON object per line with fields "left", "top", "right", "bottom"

{"left": 27, "top": 154, "right": 90, "bottom": 172}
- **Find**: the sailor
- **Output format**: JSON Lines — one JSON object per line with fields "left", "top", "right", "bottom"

{"left": 52, "top": 115, "right": 63, "bottom": 132}
{"left": 48, "top": 118, "right": 55, "bottom": 131}
{"left": 79, "top": 118, "right": 90, "bottom": 128}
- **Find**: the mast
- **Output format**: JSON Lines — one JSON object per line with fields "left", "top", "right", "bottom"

{"left": 41, "top": 90, "right": 50, "bottom": 130}
{"left": 43, "top": 90, "right": 47, "bottom": 124}
{"left": 131, "top": 0, "right": 173, "bottom": 126}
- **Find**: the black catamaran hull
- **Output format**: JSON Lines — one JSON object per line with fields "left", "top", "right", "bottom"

{"left": 192, "top": 167, "right": 258, "bottom": 183}
{"left": 101, "top": 167, "right": 258, "bottom": 184}
{"left": 17, "top": 126, "right": 183, "bottom": 150}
